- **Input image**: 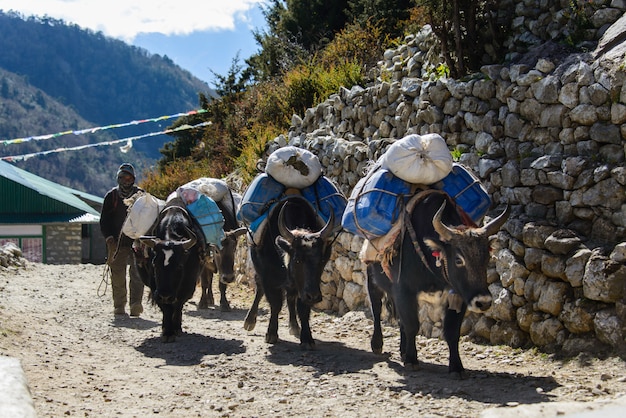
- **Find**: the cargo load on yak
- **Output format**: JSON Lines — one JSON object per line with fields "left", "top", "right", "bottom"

{"left": 237, "top": 146, "right": 347, "bottom": 235}
{"left": 169, "top": 178, "right": 231, "bottom": 249}
{"left": 341, "top": 167, "right": 415, "bottom": 240}
{"left": 264, "top": 145, "right": 322, "bottom": 188}
{"left": 379, "top": 133, "right": 453, "bottom": 184}
{"left": 341, "top": 133, "right": 491, "bottom": 240}
{"left": 122, "top": 192, "right": 166, "bottom": 239}
{"left": 432, "top": 163, "right": 491, "bottom": 224}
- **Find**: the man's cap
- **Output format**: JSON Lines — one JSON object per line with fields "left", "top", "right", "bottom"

{"left": 117, "top": 163, "right": 135, "bottom": 178}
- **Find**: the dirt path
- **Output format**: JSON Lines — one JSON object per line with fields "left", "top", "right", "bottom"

{"left": 1, "top": 262, "right": 625, "bottom": 417}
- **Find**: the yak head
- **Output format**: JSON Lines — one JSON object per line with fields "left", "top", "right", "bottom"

{"left": 212, "top": 226, "right": 247, "bottom": 284}
{"left": 424, "top": 202, "right": 510, "bottom": 313}
{"left": 140, "top": 207, "right": 198, "bottom": 305}
{"left": 275, "top": 204, "right": 335, "bottom": 306}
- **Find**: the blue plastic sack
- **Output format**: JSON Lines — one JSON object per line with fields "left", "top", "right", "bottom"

{"left": 432, "top": 163, "right": 491, "bottom": 224}
{"left": 237, "top": 173, "right": 285, "bottom": 226}
{"left": 301, "top": 176, "right": 347, "bottom": 232}
{"left": 248, "top": 211, "right": 269, "bottom": 234}
{"left": 341, "top": 169, "right": 413, "bottom": 240}
{"left": 186, "top": 194, "right": 225, "bottom": 249}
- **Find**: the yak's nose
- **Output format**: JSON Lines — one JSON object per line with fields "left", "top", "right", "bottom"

{"left": 469, "top": 294, "right": 492, "bottom": 312}
{"left": 301, "top": 290, "right": 322, "bottom": 306}
{"left": 220, "top": 273, "right": 235, "bottom": 284}
{"left": 155, "top": 290, "right": 176, "bottom": 304}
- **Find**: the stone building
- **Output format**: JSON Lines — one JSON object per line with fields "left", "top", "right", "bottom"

{"left": 0, "top": 159, "right": 105, "bottom": 264}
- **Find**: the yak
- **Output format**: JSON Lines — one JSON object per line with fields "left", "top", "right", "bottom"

{"left": 197, "top": 190, "right": 246, "bottom": 311}
{"left": 243, "top": 195, "right": 335, "bottom": 349}
{"left": 364, "top": 190, "right": 509, "bottom": 376}
{"left": 135, "top": 198, "right": 203, "bottom": 342}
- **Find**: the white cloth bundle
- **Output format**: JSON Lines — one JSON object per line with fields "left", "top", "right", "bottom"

{"left": 177, "top": 177, "right": 230, "bottom": 203}
{"left": 122, "top": 192, "right": 165, "bottom": 239}
{"left": 265, "top": 146, "right": 322, "bottom": 188}
{"left": 379, "top": 133, "right": 453, "bottom": 185}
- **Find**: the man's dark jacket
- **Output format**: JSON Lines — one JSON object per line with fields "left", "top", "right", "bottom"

{"left": 100, "top": 186, "right": 142, "bottom": 247}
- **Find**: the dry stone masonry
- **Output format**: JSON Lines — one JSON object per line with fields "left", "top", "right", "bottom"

{"left": 235, "top": 2, "right": 626, "bottom": 355}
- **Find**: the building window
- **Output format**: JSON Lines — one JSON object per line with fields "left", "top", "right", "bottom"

{"left": 0, "top": 237, "right": 43, "bottom": 262}
{"left": 0, "top": 225, "right": 45, "bottom": 263}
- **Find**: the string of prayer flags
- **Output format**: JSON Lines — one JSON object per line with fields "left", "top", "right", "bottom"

{"left": 1, "top": 109, "right": 208, "bottom": 146}
{"left": 1, "top": 121, "right": 211, "bottom": 162}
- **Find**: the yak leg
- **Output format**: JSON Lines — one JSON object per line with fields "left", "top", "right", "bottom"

{"left": 366, "top": 263, "right": 388, "bottom": 354}
{"left": 393, "top": 284, "right": 420, "bottom": 369}
{"left": 264, "top": 285, "right": 283, "bottom": 344}
{"left": 160, "top": 304, "right": 177, "bottom": 343}
{"left": 286, "top": 291, "right": 301, "bottom": 337}
{"left": 244, "top": 274, "right": 264, "bottom": 331}
{"left": 297, "top": 298, "right": 315, "bottom": 349}
{"left": 399, "top": 322, "right": 407, "bottom": 360}
{"left": 173, "top": 302, "right": 184, "bottom": 336}
{"left": 443, "top": 303, "right": 468, "bottom": 378}
{"left": 198, "top": 266, "right": 215, "bottom": 309}
{"left": 218, "top": 281, "right": 231, "bottom": 312}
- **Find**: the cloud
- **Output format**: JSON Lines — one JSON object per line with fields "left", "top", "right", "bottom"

{"left": 0, "top": 0, "right": 266, "bottom": 41}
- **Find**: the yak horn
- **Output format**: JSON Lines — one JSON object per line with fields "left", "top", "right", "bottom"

{"left": 479, "top": 205, "right": 510, "bottom": 237}
{"left": 182, "top": 236, "right": 197, "bottom": 251}
{"left": 318, "top": 211, "right": 335, "bottom": 241}
{"left": 139, "top": 236, "right": 158, "bottom": 248}
{"left": 278, "top": 204, "right": 295, "bottom": 243}
{"left": 225, "top": 227, "right": 248, "bottom": 239}
{"left": 181, "top": 226, "right": 197, "bottom": 251}
{"left": 432, "top": 201, "right": 456, "bottom": 242}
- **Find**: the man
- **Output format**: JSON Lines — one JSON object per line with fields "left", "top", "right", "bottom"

{"left": 99, "top": 163, "right": 145, "bottom": 316}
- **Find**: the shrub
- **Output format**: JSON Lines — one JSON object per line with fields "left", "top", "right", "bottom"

{"left": 319, "top": 20, "right": 389, "bottom": 71}
{"left": 140, "top": 158, "right": 215, "bottom": 199}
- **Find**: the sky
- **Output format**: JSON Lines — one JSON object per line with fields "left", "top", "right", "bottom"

{"left": 0, "top": 0, "right": 269, "bottom": 85}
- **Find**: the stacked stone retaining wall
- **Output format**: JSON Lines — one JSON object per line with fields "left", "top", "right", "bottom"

{"left": 235, "top": 8, "right": 626, "bottom": 355}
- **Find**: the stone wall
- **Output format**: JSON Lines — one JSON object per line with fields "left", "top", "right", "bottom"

{"left": 502, "top": 0, "right": 625, "bottom": 61}
{"left": 235, "top": 7, "right": 626, "bottom": 355}
{"left": 46, "top": 224, "right": 82, "bottom": 264}
{"left": 375, "top": 0, "right": 626, "bottom": 82}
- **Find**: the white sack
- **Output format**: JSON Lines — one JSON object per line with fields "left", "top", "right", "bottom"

{"left": 179, "top": 177, "right": 230, "bottom": 202}
{"left": 170, "top": 178, "right": 231, "bottom": 205}
{"left": 122, "top": 192, "right": 165, "bottom": 239}
{"left": 166, "top": 191, "right": 177, "bottom": 202}
{"left": 379, "top": 133, "right": 452, "bottom": 185}
{"left": 265, "top": 146, "right": 322, "bottom": 188}
{"left": 176, "top": 187, "right": 200, "bottom": 205}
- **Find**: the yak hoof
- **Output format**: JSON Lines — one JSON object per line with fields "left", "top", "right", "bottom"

{"left": 220, "top": 301, "right": 232, "bottom": 312}
{"left": 403, "top": 361, "right": 420, "bottom": 371}
{"left": 161, "top": 334, "right": 176, "bottom": 343}
{"left": 371, "top": 345, "right": 383, "bottom": 355}
{"left": 265, "top": 333, "right": 279, "bottom": 344}
{"left": 243, "top": 316, "right": 257, "bottom": 331}
{"left": 300, "top": 341, "right": 316, "bottom": 350}
{"left": 371, "top": 337, "right": 383, "bottom": 354}
{"left": 449, "top": 370, "right": 467, "bottom": 380}
{"left": 198, "top": 297, "right": 213, "bottom": 309}
{"left": 289, "top": 325, "right": 301, "bottom": 337}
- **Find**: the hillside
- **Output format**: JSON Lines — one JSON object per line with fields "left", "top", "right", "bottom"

{"left": 0, "top": 11, "right": 215, "bottom": 196}
{"left": 0, "top": 68, "right": 125, "bottom": 195}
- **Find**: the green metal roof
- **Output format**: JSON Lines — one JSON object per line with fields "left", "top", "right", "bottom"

{"left": 0, "top": 160, "right": 102, "bottom": 223}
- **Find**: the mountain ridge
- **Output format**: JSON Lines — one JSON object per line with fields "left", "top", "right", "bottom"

{"left": 0, "top": 10, "right": 215, "bottom": 196}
